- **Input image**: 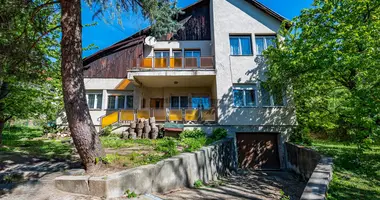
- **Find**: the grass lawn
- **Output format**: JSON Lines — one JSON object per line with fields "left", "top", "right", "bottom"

{"left": 0, "top": 126, "right": 73, "bottom": 159}
{"left": 310, "top": 140, "right": 380, "bottom": 200}
{"left": 1, "top": 126, "right": 223, "bottom": 171}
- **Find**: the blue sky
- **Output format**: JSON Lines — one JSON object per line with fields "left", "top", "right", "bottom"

{"left": 82, "top": 0, "right": 313, "bottom": 57}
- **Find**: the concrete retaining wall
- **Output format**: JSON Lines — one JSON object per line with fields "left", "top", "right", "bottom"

{"left": 286, "top": 142, "right": 333, "bottom": 200}
{"left": 286, "top": 142, "right": 322, "bottom": 180}
{"left": 55, "top": 138, "right": 236, "bottom": 198}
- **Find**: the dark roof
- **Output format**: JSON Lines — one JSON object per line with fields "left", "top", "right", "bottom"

{"left": 83, "top": 0, "right": 287, "bottom": 66}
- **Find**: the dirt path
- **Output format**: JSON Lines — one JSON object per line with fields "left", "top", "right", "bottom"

{"left": 0, "top": 152, "right": 96, "bottom": 200}
{"left": 156, "top": 170, "right": 306, "bottom": 200}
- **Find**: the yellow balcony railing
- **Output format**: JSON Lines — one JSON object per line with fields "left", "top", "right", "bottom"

{"left": 101, "top": 111, "right": 119, "bottom": 128}
{"left": 133, "top": 56, "right": 214, "bottom": 69}
{"left": 100, "top": 107, "right": 217, "bottom": 129}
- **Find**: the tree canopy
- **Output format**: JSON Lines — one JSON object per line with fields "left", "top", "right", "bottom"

{"left": 265, "top": 0, "right": 380, "bottom": 147}
{"left": 0, "top": 0, "right": 62, "bottom": 131}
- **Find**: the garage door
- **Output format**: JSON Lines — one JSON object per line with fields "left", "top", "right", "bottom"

{"left": 236, "top": 132, "right": 280, "bottom": 170}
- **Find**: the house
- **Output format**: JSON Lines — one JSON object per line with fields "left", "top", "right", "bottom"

{"left": 82, "top": 0, "right": 297, "bottom": 170}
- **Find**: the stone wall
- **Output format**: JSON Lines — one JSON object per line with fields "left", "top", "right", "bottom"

{"left": 286, "top": 142, "right": 333, "bottom": 200}
{"left": 55, "top": 138, "right": 237, "bottom": 198}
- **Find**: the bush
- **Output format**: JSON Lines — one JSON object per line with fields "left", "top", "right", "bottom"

{"left": 155, "top": 137, "right": 179, "bottom": 156}
{"left": 101, "top": 126, "right": 113, "bottom": 136}
{"left": 181, "top": 137, "right": 207, "bottom": 152}
{"left": 209, "top": 128, "right": 227, "bottom": 141}
{"left": 194, "top": 180, "right": 204, "bottom": 188}
{"left": 289, "top": 127, "right": 312, "bottom": 146}
{"left": 179, "top": 129, "right": 206, "bottom": 140}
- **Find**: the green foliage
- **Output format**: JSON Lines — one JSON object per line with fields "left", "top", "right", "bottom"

{"left": 0, "top": 126, "right": 72, "bottom": 159}
{"left": 155, "top": 137, "right": 178, "bottom": 157}
{"left": 84, "top": 0, "right": 183, "bottom": 38}
{"left": 279, "top": 189, "right": 290, "bottom": 200}
{"left": 0, "top": 0, "right": 62, "bottom": 125}
{"left": 179, "top": 129, "right": 206, "bottom": 140}
{"left": 311, "top": 140, "right": 380, "bottom": 200}
{"left": 209, "top": 128, "right": 228, "bottom": 141}
{"left": 194, "top": 180, "right": 204, "bottom": 188}
{"left": 101, "top": 126, "right": 113, "bottom": 136}
{"left": 124, "top": 189, "right": 137, "bottom": 198}
{"left": 289, "top": 127, "right": 312, "bottom": 146}
{"left": 264, "top": 0, "right": 380, "bottom": 149}
{"left": 181, "top": 137, "right": 207, "bottom": 152}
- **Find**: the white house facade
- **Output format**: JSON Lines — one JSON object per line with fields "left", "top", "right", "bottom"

{"left": 78, "top": 0, "right": 296, "bottom": 170}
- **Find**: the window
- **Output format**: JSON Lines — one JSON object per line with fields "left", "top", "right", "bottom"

{"left": 154, "top": 51, "right": 170, "bottom": 58}
{"left": 255, "top": 36, "right": 276, "bottom": 55}
{"left": 191, "top": 97, "right": 210, "bottom": 109}
{"left": 260, "top": 84, "right": 285, "bottom": 106}
{"left": 171, "top": 96, "right": 188, "bottom": 109}
{"left": 107, "top": 95, "right": 133, "bottom": 109}
{"left": 185, "top": 50, "right": 201, "bottom": 67}
{"left": 233, "top": 85, "right": 257, "bottom": 107}
{"left": 86, "top": 93, "right": 102, "bottom": 109}
{"left": 229, "top": 35, "right": 253, "bottom": 56}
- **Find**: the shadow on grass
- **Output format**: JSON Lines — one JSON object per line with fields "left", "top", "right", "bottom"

{"left": 312, "top": 142, "right": 380, "bottom": 200}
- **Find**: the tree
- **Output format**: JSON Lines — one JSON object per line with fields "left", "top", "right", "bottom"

{"left": 264, "top": 0, "right": 380, "bottom": 148}
{"left": 59, "top": 0, "right": 182, "bottom": 171}
{"left": 0, "top": 0, "right": 62, "bottom": 144}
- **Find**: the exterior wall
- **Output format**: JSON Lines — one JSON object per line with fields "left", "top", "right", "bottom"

{"left": 83, "top": 78, "right": 134, "bottom": 127}
{"left": 211, "top": 0, "right": 296, "bottom": 127}
{"left": 138, "top": 86, "right": 213, "bottom": 109}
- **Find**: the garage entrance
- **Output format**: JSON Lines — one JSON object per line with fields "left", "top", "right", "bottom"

{"left": 236, "top": 132, "right": 280, "bottom": 170}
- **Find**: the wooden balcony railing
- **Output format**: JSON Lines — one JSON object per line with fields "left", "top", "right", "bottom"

{"left": 132, "top": 57, "right": 214, "bottom": 69}
{"left": 100, "top": 107, "right": 217, "bottom": 128}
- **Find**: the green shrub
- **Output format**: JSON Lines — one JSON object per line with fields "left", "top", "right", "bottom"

{"left": 289, "top": 127, "right": 312, "bottom": 146}
{"left": 181, "top": 137, "right": 207, "bottom": 152}
{"left": 102, "top": 126, "right": 113, "bottom": 136}
{"left": 179, "top": 129, "right": 206, "bottom": 140}
{"left": 209, "top": 128, "right": 228, "bottom": 141}
{"left": 124, "top": 189, "right": 137, "bottom": 198}
{"left": 155, "top": 137, "right": 179, "bottom": 156}
{"left": 194, "top": 180, "right": 204, "bottom": 188}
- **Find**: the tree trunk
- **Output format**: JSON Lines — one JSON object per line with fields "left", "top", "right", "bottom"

{"left": 60, "top": 0, "right": 104, "bottom": 171}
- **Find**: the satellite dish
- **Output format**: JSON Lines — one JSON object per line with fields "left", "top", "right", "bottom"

{"left": 144, "top": 36, "right": 157, "bottom": 46}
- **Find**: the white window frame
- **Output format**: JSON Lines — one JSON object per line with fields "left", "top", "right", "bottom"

{"left": 86, "top": 93, "right": 102, "bottom": 109}
{"left": 107, "top": 95, "right": 133, "bottom": 110}
{"left": 229, "top": 35, "right": 253, "bottom": 56}
{"left": 255, "top": 35, "right": 277, "bottom": 55}
{"left": 170, "top": 96, "right": 188, "bottom": 109}
{"left": 233, "top": 85, "right": 257, "bottom": 107}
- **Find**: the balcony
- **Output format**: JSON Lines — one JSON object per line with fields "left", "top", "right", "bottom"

{"left": 101, "top": 108, "right": 217, "bottom": 128}
{"left": 132, "top": 56, "right": 214, "bottom": 70}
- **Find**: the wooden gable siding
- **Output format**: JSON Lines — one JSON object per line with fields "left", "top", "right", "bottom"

{"left": 83, "top": 42, "right": 143, "bottom": 78}
{"left": 172, "top": 0, "right": 211, "bottom": 40}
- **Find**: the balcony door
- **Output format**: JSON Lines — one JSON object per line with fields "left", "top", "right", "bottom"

{"left": 150, "top": 98, "right": 164, "bottom": 109}
{"left": 154, "top": 51, "right": 169, "bottom": 68}
{"left": 185, "top": 50, "right": 201, "bottom": 68}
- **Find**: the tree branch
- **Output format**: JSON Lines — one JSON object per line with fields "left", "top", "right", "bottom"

{"left": 31, "top": 1, "right": 60, "bottom": 22}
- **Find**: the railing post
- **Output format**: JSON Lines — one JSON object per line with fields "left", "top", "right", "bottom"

{"left": 118, "top": 110, "right": 121, "bottom": 123}
{"left": 165, "top": 108, "right": 169, "bottom": 122}
{"left": 152, "top": 56, "right": 154, "bottom": 69}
